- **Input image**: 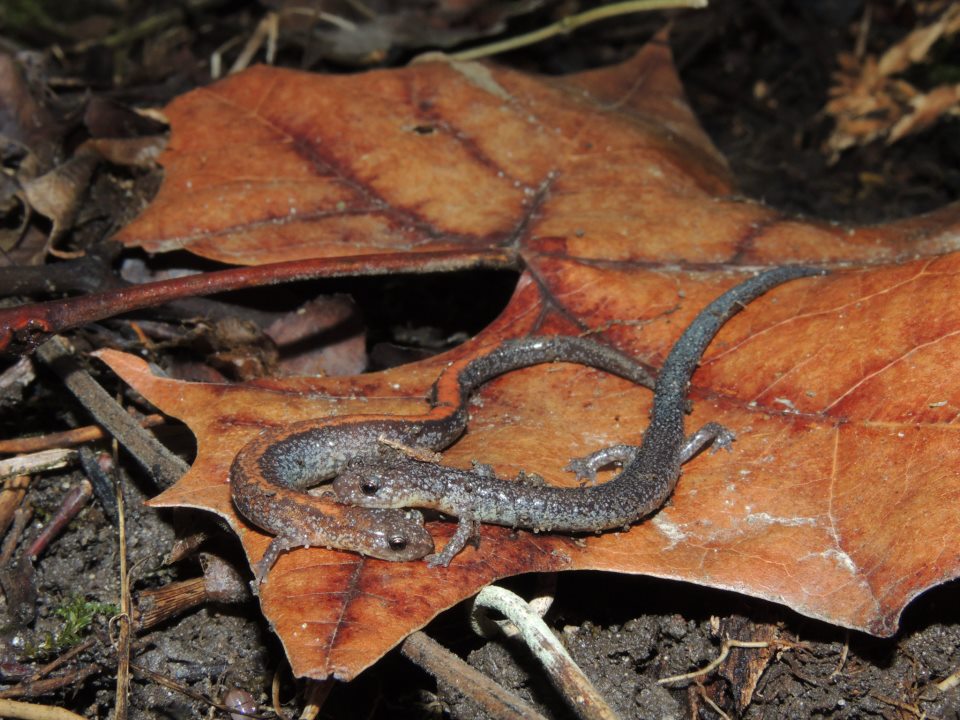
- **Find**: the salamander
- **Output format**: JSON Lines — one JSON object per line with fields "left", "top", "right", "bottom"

{"left": 230, "top": 336, "right": 657, "bottom": 580}
{"left": 331, "top": 267, "right": 825, "bottom": 566}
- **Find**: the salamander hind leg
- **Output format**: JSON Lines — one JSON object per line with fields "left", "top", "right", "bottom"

{"left": 564, "top": 444, "right": 640, "bottom": 484}
{"left": 679, "top": 422, "right": 736, "bottom": 464}
{"left": 427, "top": 516, "right": 480, "bottom": 567}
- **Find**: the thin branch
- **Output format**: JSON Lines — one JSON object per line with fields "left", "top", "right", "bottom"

{"left": 450, "top": 0, "right": 707, "bottom": 61}
{"left": 401, "top": 631, "right": 548, "bottom": 720}
{"left": 1, "top": 248, "right": 512, "bottom": 354}
{"left": 35, "top": 336, "right": 187, "bottom": 487}
{"left": 0, "top": 415, "right": 165, "bottom": 454}
{"left": 0, "top": 698, "right": 88, "bottom": 720}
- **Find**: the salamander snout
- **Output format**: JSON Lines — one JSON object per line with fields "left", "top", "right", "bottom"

{"left": 365, "top": 508, "right": 434, "bottom": 561}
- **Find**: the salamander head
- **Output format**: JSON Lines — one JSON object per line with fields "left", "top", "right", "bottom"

{"left": 357, "top": 507, "right": 434, "bottom": 561}
{"left": 332, "top": 456, "right": 436, "bottom": 510}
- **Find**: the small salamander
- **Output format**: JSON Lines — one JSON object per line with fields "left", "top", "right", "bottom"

{"left": 230, "top": 337, "right": 657, "bottom": 581}
{"left": 332, "top": 266, "right": 825, "bottom": 566}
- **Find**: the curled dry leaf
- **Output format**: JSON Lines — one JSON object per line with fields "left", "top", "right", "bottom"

{"left": 97, "top": 36, "right": 960, "bottom": 679}
{"left": 825, "top": 5, "right": 960, "bottom": 157}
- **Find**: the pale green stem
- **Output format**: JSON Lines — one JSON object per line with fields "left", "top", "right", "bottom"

{"left": 451, "top": 0, "right": 708, "bottom": 61}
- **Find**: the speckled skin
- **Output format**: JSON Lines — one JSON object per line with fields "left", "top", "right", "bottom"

{"left": 332, "top": 267, "right": 825, "bottom": 566}
{"left": 230, "top": 336, "right": 658, "bottom": 580}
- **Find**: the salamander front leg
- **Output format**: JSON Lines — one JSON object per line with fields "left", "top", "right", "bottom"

{"left": 679, "top": 422, "right": 736, "bottom": 463}
{"left": 427, "top": 515, "right": 479, "bottom": 567}
{"left": 253, "top": 534, "right": 305, "bottom": 586}
{"left": 564, "top": 444, "right": 640, "bottom": 484}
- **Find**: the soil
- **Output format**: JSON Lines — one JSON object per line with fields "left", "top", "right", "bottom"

{"left": 2, "top": 0, "right": 959, "bottom": 718}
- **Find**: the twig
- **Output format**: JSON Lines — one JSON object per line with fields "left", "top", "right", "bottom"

{"left": 0, "top": 506, "right": 32, "bottom": 565}
{"left": 449, "top": 0, "right": 707, "bottom": 62}
{"left": 69, "top": 0, "right": 231, "bottom": 52}
{"left": 658, "top": 639, "right": 772, "bottom": 685}
{"left": 30, "top": 639, "right": 96, "bottom": 682}
{"left": 35, "top": 336, "right": 187, "bottom": 488}
{"left": 400, "top": 631, "right": 549, "bottom": 720}
{"left": 26, "top": 479, "right": 92, "bottom": 559}
{"left": 472, "top": 586, "right": 620, "bottom": 720}
{"left": 0, "top": 449, "right": 76, "bottom": 483}
{"left": 300, "top": 679, "right": 334, "bottom": 719}
{"left": 936, "top": 664, "right": 960, "bottom": 692}
{"left": 868, "top": 691, "right": 932, "bottom": 719}
{"left": 471, "top": 574, "right": 555, "bottom": 640}
{"left": 135, "top": 554, "right": 251, "bottom": 632}
{"left": 77, "top": 448, "right": 119, "bottom": 526}
{"left": 0, "top": 698, "right": 88, "bottom": 720}
{"left": 829, "top": 630, "right": 850, "bottom": 678}
{"left": 0, "top": 664, "right": 101, "bottom": 699}
{"left": 0, "top": 415, "right": 166, "bottom": 454}
{"left": 0, "top": 475, "right": 30, "bottom": 538}
{"left": 113, "top": 440, "right": 132, "bottom": 720}
{"left": 697, "top": 687, "right": 731, "bottom": 720}
{"left": 1, "top": 249, "right": 511, "bottom": 354}
{"left": 130, "top": 664, "right": 273, "bottom": 718}
{"left": 229, "top": 12, "right": 279, "bottom": 74}
{"left": 271, "top": 666, "right": 289, "bottom": 720}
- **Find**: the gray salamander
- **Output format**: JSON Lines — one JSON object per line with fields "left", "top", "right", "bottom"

{"left": 230, "top": 336, "right": 657, "bottom": 581}
{"left": 332, "top": 266, "right": 825, "bottom": 566}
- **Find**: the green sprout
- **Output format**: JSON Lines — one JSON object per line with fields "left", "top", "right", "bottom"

{"left": 28, "top": 595, "right": 119, "bottom": 657}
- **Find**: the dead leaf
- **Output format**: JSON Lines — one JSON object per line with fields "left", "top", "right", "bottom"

{"left": 83, "top": 136, "right": 166, "bottom": 169}
{"left": 0, "top": 53, "right": 64, "bottom": 262}
{"left": 825, "top": 5, "right": 960, "bottom": 157}
{"left": 21, "top": 147, "right": 99, "bottom": 254}
{"left": 876, "top": 5, "right": 960, "bottom": 77}
{"left": 115, "top": 42, "right": 960, "bottom": 266}
{"left": 0, "top": 53, "right": 60, "bottom": 171}
{"left": 96, "top": 37, "right": 960, "bottom": 680}
{"left": 888, "top": 82, "right": 960, "bottom": 143}
{"left": 97, "top": 254, "right": 960, "bottom": 679}
{"left": 264, "top": 295, "right": 366, "bottom": 377}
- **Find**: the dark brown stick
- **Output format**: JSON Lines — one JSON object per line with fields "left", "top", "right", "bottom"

{"left": 35, "top": 336, "right": 188, "bottom": 487}
{"left": 400, "top": 631, "right": 548, "bottom": 720}
{"left": 1, "top": 249, "right": 513, "bottom": 354}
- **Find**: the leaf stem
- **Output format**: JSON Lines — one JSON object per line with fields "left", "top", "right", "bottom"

{"left": 450, "top": 0, "right": 708, "bottom": 61}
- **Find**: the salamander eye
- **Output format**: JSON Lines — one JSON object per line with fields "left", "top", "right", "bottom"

{"left": 360, "top": 478, "right": 381, "bottom": 496}
{"left": 388, "top": 536, "right": 408, "bottom": 552}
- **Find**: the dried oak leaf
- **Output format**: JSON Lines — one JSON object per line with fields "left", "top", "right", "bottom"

{"left": 98, "top": 255, "right": 960, "bottom": 679}
{"left": 116, "top": 38, "right": 960, "bottom": 266}
{"left": 97, "top": 39, "right": 960, "bottom": 680}
{"left": 824, "top": 5, "right": 960, "bottom": 156}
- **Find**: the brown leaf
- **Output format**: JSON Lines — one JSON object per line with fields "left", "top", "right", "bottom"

{"left": 877, "top": 5, "right": 960, "bottom": 77}
{"left": 98, "top": 37, "right": 960, "bottom": 680}
{"left": 263, "top": 295, "right": 366, "bottom": 377}
{"left": 21, "top": 148, "right": 99, "bottom": 252}
{"left": 0, "top": 54, "right": 60, "bottom": 171}
{"left": 97, "top": 255, "right": 960, "bottom": 678}
{"left": 887, "top": 83, "right": 960, "bottom": 144}
{"left": 116, "top": 40, "right": 960, "bottom": 266}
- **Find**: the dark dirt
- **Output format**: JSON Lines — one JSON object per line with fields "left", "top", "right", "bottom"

{"left": 1, "top": 0, "right": 959, "bottom": 718}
